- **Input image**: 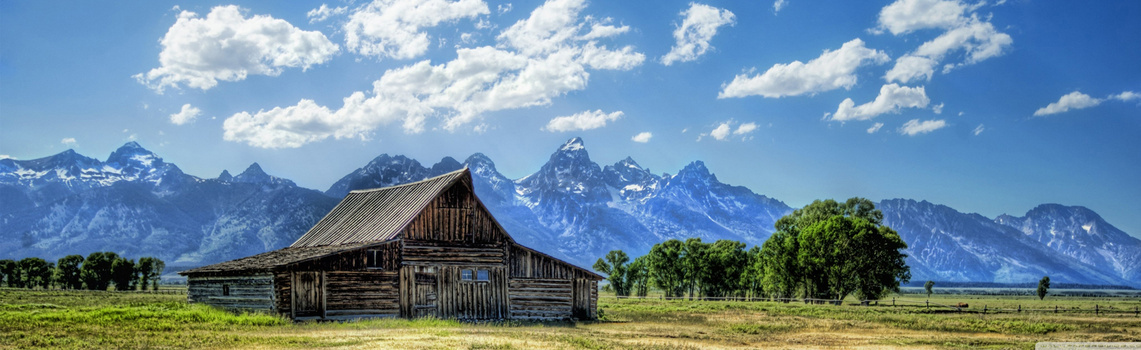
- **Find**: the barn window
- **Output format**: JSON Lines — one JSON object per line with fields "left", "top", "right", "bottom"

{"left": 222, "top": 285, "right": 230, "bottom": 296}
{"left": 476, "top": 269, "right": 489, "bottom": 281}
{"left": 366, "top": 250, "right": 384, "bottom": 269}
{"left": 461, "top": 269, "right": 473, "bottom": 280}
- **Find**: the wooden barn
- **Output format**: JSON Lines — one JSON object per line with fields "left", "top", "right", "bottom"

{"left": 179, "top": 168, "right": 601, "bottom": 321}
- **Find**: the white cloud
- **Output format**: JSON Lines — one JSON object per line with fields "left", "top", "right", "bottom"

{"left": 631, "top": 132, "right": 653, "bottom": 143}
{"left": 498, "top": 4, "right": 512, "bottom": 14}
{"left": 710, "top": 122, "right": 732, "bottom": 140}
{"left": 832, "top": 84, "right": 930, "bottom": 121}
{"left": 661, "top": 3, "right": 736, "bottom": 66}
{"left": 1112, "top": 91, "right": 1140, "bottom": 102}
{"left": 883, "top": 55, "right": 936, "bottom": 83}
{"left": 932, "top": 102, "right": 944, "bottom": 114}
{"left": 543, "top": 110, "right": 623, "bottom": 132}
{"left": 875, "top": 0, "right": 968, "bottom": 35}
{"left": 223, "top": 0, "right": 645, "bottom": 148}
{"left": 1033, "top": 91, "right": 1102, "bottom": 116}
{"left": 0, "top": 155, "right": 12, "bottom": 160}
{"left": 170, "top": 104, "right": 202, "bottom": 125}
{"left": 135, "top": 5, "right": 339, "bottom": 93}
{"left": 899, "top": 118, "right": 947, "bottom": 135}
{"left": 308, "top": 4, "right": 347, "bottom": 23}
{"left": 734, "top": 122, "right": 758, "bottom": 135}
{"left": 878, "top": 0, "right": 1012, "bottom": 83}
{"left": 719, "top": 38, "right": 889, "bottom": 98}
{"left": 773, "top": 0, "right": 787, "bottom": 13}
{"left": 61, "top": 138, "right": 77, "bottom": 146}
{"left": 1033, "top": 90, "right": 1141, "bottom": 117}
{"left": 972, "top": 124, "right": 985, "bottom": 135}
{"left": 867, "top": 122, "right": 884, "bottom": 133}
{"left": 343, "top": 0, "right": 490, "bottom": 60}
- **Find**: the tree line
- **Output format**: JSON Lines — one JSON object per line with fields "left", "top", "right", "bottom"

{"left": 595, "top": 198, "right": 911, "bottom": 301}
{"left": 0, "top": 252, "right": 165, "bottom": 291}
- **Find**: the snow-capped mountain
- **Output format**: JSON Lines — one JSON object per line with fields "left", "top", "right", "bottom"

{"left": 879, "top": 199, "right": 1130, "bottom": 285}
{"left": 996, "top": 204, "right": 1141, "bottom": 283}
{"left": 0, "top": 142, "right": 336, "bottom": 266}
{"left": 2, "top": 138, "right": 1138, "bottom": 286}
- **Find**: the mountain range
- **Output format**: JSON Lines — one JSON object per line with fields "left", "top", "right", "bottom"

{"left": 2, "top": 138, "right": 1138, "bottom": 287}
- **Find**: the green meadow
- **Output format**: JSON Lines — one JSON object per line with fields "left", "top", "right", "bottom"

{"left": 1, "top": 288, "right": 1138, "bottom": 349}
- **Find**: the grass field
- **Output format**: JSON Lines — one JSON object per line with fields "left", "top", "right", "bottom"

{"left": 1, "top": 288, "right": 1138, "bottom": 349}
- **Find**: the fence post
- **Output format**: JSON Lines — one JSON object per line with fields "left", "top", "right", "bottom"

{"left": 892, "top": 297, "right": 895, "bottom": 307}
{"left": 983, "top": 305, "right": 987, "bottom": 315}
{"left": 926, "top": 300, "right": 929, "bottom": 310}
{"left": 1018, "top": 305, "right": 1021, "bottom": 313}
{"left": 1095, "top": 305, "right": 1099, "bottom": 316}
{"left": 1055, "top": 305, "right": 1058, "bottom": 314}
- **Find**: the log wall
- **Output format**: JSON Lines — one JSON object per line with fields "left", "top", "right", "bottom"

{"left": 508, "top": 244, "right": 573, "bottom": 279}
{"left": 436, "top": 266, "right": 508, "bottom": 319}
{"left": 508, "top": 278, "right": 572, "bottom": 320}
{"left": 324, "top": 270, "right": 400, "bottom": 319}
{"left": 187, "top": 273, "right": 275, "bottom": 311}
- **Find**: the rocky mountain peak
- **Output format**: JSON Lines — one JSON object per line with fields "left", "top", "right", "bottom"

{"left": 429, "top": 156, "right": 463, "bottom": 177}
{"left": 217, "top": 170, "right": 233, "bottom": 182}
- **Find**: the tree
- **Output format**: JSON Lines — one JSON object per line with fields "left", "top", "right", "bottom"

{"left": 701, "top": 240, "right": 747, "bottom": 298}
{"left": 593, "top": 250, "right": 630, "bottom": 297}
{"left": 627, "top": 256, "right": 650, "bottom": 297}
{"left": 149, "top": 258, "right": 165, "bottom": 290}
{"left": 56, "top": 255, "right": 85, "bottom": 290}
{"left": 0, "top": 260, "right": 18, "bottom": 288}
{"left": 740, "top": 246, "right": 765, "bottom": 299}
{"left": 18, "top": 257, "right": 51, "bottom": 289}
{"left": 1037, "top": 276, "right": 1050, "bottom": 300}
{"left": 924, "top": 281, "right": 935, "bottom": 298}
{"left": 110, "top": 257, "right": 136, "bottom": 291}
{"left": 761, "top": 198, "right": 909, "bottom": 301}
{"left": 681, "top": 238, "right": 708, "bottom": 299}
{"left": 81, "top": 252, "right": 117, "bottom": 291}
{"left": 647, "top": 239, "right": 686, "bottom": 297}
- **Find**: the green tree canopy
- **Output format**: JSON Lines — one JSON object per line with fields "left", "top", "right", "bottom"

{"left": 0, "top": 260, "right": 18, "bottom": 288}
{"left": 647, "top": 239, "right": 686, "bottom": 297}
{"left": 627, "top": 256, "right": 650, "bottom": 297}
{"left": 57, "top": 255, "right": 85, "bottom": 290}
{"left": 81, "top": 252, "right": 118, "bottom": 291}
{"left": 924, "top": 281, "right": 935, "bottom": 297}
{"left": 18, "top": 257, "right": 52, "bottom": 289}
{"left": 110, "top": 257, "right": 136, "bottom": 291}
{"left": 593, "top": 250, "right": 631, "bottom": 297}
{"left": 1037, "top": 276, "right": 1050, "bottom": 300}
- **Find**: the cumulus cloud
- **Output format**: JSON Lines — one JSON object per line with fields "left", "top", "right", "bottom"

{"left": 61, "top": 138, "right": 77, "bottom": 146}
{"left": 343, "top": 0, "right": 490, "bottom": 60}
{"left": 710, "top": 122, "right": 732, "bottom": 140}
{"left": 135, "top": 5, "right": 339, "bottom": 93}
{"left": 170, "top": 104, "right": 202, "bottom": 125}
{"left": 543, "top": 110, "right": 623, "bottom": 132}
{"left": 223, "top": 0, "right": 645, "bottom": 148}
{"left": 899, "top": 118, "right": 946, "bottom": 135}
{"left": 734, "top": 122, "right": 758, "bottom": 135}
{"left": 661, "top": 3, "right": 735, "bottom": 66}
{"left": 877, "top": 0, "right": 1012, "bottom": 83}
{"left": 773, "top": 0, "right": 787, "bottom": 13}
{"left": 832, "top": 84, "right": 930, "bottom": 121}
{"left": 1033, "top": 91, "right": 1102, "bottom": 116}
{"left": 1112, "top": 91, "right": 1140, "bottom": 102}
{"left": 932, "top": 102, "right": 944, "bottom": 114}
{"left": 307, "top": 4, "right": 347, "bottom": 23}
{"left": 867, "top": 122, "right": 885, "bottom": 133}
{"left": 719, "top": 39, "right": 889, "bottom": 98}
{"left": 631, "top": 132, "right": 653, "bottom": 143}
{"left": 972, "top": 124, "right": 985, "bottom": 135}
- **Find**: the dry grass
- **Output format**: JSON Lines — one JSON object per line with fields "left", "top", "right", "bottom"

{"left": 1, "top": 288, "right": 1138, "bottom": 349}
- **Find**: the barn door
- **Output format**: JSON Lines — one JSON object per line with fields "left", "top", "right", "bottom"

{"left": 572, "top": 278, "right": 591, "bottom": 319}
{"left": 414, "top": 269, "right": 438, "bottom": 317}
{"left": 292, "top": 271, "right": 324, "bottom": 318}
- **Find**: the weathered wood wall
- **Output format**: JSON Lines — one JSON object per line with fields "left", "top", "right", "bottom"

{"left": 508, "top": 278, "right": 572, "bottom": 320}
{"left": 325, "top": 270, "right": 400, "bottom": 319}
{"left": 436, "top": 266, "right": 508, "bottom": 319}
{"left": 187, "top": 273, "right": 275, "bottom": 311}
{"left": 402, "top": 182, "right": 507, "bottom": 244}
{"left": 507, "top": 244, "right": 573, "bottom": 279}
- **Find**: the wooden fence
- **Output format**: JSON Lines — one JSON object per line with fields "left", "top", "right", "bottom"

{"left": 605, "top": 295, "right": 1141, "bottom": 317}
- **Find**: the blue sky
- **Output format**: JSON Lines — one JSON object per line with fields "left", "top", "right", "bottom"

{"left": 2, "top": 0, "right": 1139, "bottom": 236}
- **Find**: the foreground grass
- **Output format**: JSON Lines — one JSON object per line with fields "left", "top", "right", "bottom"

{"left": 1, "top": 289, "right": 1138, "bottom": 349}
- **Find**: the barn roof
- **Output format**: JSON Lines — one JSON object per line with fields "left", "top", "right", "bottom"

{"left": 179, "top": 241, "right": 379, "bottom": 275}
{"left": 291, "top": 168, "right": 471, "bottom": 248}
